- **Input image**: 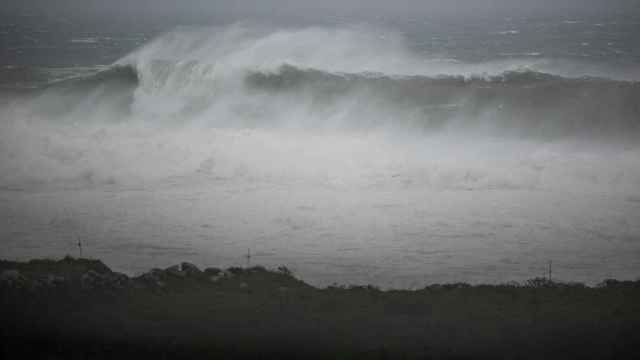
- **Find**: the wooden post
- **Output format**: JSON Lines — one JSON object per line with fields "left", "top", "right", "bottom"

{"left": 245, "top": 248, "right": 251, "bottom": 268}
{"left": 77, "top": 238, "right": 83, "bottom": 258}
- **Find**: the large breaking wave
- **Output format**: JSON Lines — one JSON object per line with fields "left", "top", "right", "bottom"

{"left": 1, "top": 25, "right": 640, "bottom": 192}
{"left": 16, "top": 24, "right": 639, "bottom": 139}
{"left": 244, "top": 64, "right": 640, "bottom": 139}
{"left": 2, "top": 25, "right": 640, "bottom": 287}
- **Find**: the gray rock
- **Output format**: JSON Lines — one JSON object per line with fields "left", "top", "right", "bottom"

{"left": 136, "top": 269, "right": 166, "bottom": 288}
{"left": 110, "top": 273, "right": 130, "bottom": 289}
{"left": 41, "top": 274, "right": 66, "bottom": 287}
{"left": 81, "top": 270, "right": 103, "bottom": 290}
{"left": 204, "top": 267, "right": 221, "bottom": 276}
{"left": 80, "top": 270, "right": 127, "bottom": 290}
{"left": 0, "top": 270, "right": 27, "bottom": 288}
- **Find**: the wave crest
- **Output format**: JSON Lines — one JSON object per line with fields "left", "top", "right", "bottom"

{"left": 8, "top": 25, "right": 640, "bottom": 141}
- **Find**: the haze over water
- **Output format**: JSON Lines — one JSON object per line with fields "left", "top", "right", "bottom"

{"left": 1, "top": 2, "right": 639, "bottom": 288}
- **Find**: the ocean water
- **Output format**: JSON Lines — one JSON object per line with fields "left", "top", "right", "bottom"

{"left": 1, "top": 15, "right": 639, "bottom": 288}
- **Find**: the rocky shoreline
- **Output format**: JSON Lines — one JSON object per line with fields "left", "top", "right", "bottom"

{"left": 2, "top": 257, "right": 640, "bottom": 359}
{"left": 1, "top": 257, "right": 301, "bottom": 293}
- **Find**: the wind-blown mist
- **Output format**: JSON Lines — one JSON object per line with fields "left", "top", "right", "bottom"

{"left": 1, "top": 25, "right": 639, "bottom": 288}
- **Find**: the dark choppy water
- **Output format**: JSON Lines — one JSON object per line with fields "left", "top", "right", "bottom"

{"left": 2, "top": 13, "right": 640, "bottom": 78}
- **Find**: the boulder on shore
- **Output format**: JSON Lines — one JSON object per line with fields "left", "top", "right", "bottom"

{"left": 0, "top": 269, "right": 27, "bottom": 288}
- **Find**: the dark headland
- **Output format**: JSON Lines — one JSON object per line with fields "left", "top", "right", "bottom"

{"left": 2, "top": 257, "right": 639, "bottom": 359}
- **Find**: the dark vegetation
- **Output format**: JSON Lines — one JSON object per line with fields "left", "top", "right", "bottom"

{"left": 2, "top": 257, "right": 640, "bottom": 359}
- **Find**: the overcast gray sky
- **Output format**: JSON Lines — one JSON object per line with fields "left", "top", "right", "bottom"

{"left": 3, "top": 1, "right": 638, "bottom": 24}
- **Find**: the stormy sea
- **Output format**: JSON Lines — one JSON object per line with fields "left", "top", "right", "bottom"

{"left": 1, "top": 14, "right": 640, "bottom": 289}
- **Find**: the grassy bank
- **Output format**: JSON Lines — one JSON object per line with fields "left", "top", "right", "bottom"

{"left": 2, "top": 257, "right": 639, "bottom": 359}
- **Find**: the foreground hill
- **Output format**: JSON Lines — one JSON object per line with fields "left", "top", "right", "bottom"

{"left": 2, "top": 257, "right": 639, "bottom": 359}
